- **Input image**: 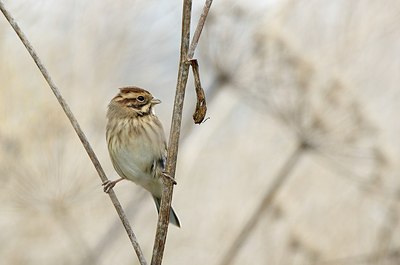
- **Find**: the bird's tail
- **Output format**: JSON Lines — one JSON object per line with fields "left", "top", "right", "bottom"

{"left": 153, "top": 196, "right": 181, "bottom": 228}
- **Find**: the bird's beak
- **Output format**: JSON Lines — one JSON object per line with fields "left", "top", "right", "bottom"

{"left": 151, "top": 98, "right": 161, "bottom": 105}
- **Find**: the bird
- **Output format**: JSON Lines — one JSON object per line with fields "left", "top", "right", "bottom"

{"left": 103, "top": 86, "right": 180, "bottom": 227}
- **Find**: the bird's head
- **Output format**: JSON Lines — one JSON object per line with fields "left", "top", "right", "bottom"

{"left": 108, "top": 86, "right": 161, "bottom": 118}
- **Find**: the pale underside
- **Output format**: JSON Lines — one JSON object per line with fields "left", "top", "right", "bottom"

{"left": 107, "top": 117, "right": 167, "bottom": 198}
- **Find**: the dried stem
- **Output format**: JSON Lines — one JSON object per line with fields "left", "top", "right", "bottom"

{"left": 188, "top": 0, "right": 213, "bottom": 60}
{"left": 150, "top": 0, "right": 192, "bottom": 264}
{"left": 190, "top": 59, "right": 207, "bottom": 124}
{"left": 151, "top": 0, "right": 213, "bottom": 263}
{"left": 0, "top": 2, "right": 147, "bottom": 264}
{"left": 219, "top": 143, "right": 306, "bottom": 265}
{"left": 188, "top": 0, "right": 213, "bottom": 124}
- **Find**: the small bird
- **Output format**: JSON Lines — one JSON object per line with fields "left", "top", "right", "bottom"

{"left": 103, "top": 86, "right": 180, "bottom": 227}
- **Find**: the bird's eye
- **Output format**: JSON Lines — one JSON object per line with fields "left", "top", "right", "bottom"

{"left": 137, "top": 96, "right": 145, "bottom": 102}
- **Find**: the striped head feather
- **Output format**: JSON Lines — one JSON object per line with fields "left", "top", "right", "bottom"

{"left": 108, "top": 86, "right": 161, "bottom": 119}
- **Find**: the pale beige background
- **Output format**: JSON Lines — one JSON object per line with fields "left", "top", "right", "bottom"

{"left": 1, "top": 0, "right": 399, "bottom": 264}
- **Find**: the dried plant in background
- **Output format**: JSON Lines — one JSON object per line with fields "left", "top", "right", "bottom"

{"left": 202, "top": 6, "right": 389, "bottom": 265}
{"left": 246, "top": 28, "right": 385, "bottom": 184}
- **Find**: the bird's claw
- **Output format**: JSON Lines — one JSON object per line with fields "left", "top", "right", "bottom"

{"left": 162, "top": 172, "right": 177, "bottom": 185}
{"left": 102, "top": 180, "right": 116, "bottom": 193}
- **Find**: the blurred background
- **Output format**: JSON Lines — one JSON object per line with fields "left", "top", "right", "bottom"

{"left": 1, "top": 0, "right": 400, "bottom": 264}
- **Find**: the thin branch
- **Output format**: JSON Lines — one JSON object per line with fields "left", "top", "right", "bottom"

{"left": 151, "top": 1, "right": 213, "bottom": 263}
{"left": 219, "top": 144, "right": 306, "bottom": 265}
{"left": 0, "top": 2, "right": 147, "bottom": 264}
{"left": 188, "top": 0, "right": 213, "bottom": 60}
{"left": 150, "top": 0, "right": 193, "bottom": 264}
{"left": 317, "top": 248, "right": 400, "bottom": 265}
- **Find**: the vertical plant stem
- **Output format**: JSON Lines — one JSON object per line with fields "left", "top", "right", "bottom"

{"left": 150, "top": 0, "right": 192, "bottom": 264}
{"left": 219, "top": 144, "right": 306, "bottom": 265}
{"left": 0, "top": 2, "right": 147, "bottom": 264}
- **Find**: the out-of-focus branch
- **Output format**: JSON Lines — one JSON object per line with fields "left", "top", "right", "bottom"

{"left": 150, "top": 1, "right": 192, "bottom": 264}
{"left": 219, "top": 143, "right": 307, "bottom": 265}
{"left": 370, "top": 199, "right": 398, "bottom": 263}
{"left": 0, "top": 2, "right": 147, "bottom": 265}
{"left": 317, "top": 248, "right": 400, "bottom": 265}
{"left": 79, "top": 191, "right": 148, "bottom": 265}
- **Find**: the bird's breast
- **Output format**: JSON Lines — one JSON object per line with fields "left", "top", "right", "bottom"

{"left": 107, "top": 116, "right": 166, "bottom": 196}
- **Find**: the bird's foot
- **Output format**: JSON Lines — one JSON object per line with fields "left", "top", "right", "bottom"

{"left": 162, "top": 172, "right": 177, "bottom": 185}
{"left": 102, "top": 178, "right": 123, "bottom": 193}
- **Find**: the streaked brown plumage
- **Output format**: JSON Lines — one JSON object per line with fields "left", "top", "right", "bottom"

{"left": 104, "top": 86, "right": 180, "bottom": 227}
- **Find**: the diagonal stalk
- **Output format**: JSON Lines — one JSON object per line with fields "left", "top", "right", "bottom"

{"left": 0, "top": 2, "right": 147, "bottom": 264}
{"left": 370, "top": 201, "right": 398, "bottom": 263}
{"left": 219, "top": 143, "right": 307, "bottom": 265}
